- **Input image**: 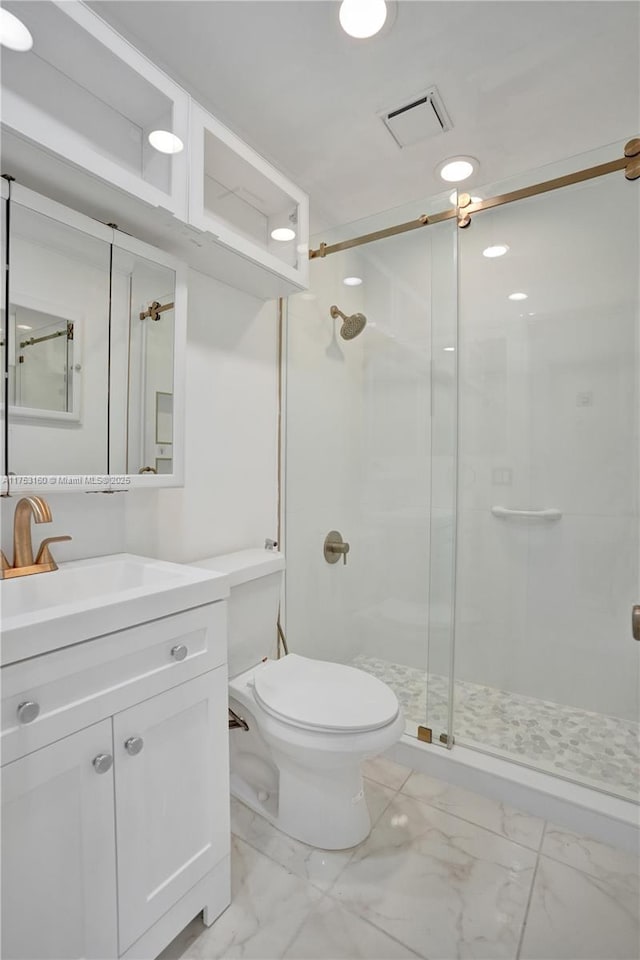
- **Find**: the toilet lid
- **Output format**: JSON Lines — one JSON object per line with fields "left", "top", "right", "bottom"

{"left": 252, "top": 654, "right": 400, "bottom": 733}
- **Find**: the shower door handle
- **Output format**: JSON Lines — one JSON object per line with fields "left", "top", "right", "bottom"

{"left": 633, "top": 605, "right": 640, "bottom": 641}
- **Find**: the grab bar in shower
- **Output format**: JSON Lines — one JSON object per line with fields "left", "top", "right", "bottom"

{"left": 491, "top": 506, "right": 562, "bottom": 521}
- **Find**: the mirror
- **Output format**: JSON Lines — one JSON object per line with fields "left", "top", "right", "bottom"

{"left": 110, "top": 245, "right": 176, "bottom": 476}
{"left": 1, "top": 185, "right": 184, "bottom": 490}
{"left": 6, "top": 198, "right": 111, "bottom": 476}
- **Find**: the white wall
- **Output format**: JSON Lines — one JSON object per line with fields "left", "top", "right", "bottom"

{"left": 1, "top": 268, "right": 278, "bottom": 566}
{"left": 124, "top": 269, "right": 278, "bottom": 562}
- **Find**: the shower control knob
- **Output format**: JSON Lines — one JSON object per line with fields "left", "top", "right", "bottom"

{"left": 17, "top": 701, "right": 40, "bottom": 724}
{"left": 171, "top": 644, "right": 188, "bottom": 661}
{"left": 124, "top": 736, "right": 144, "bottom": 756}
{"left": 92, "top": 754, "right": 113, "bottom": 774}
{"left": 324, "top": 531, "right": 350, "bottom": 565}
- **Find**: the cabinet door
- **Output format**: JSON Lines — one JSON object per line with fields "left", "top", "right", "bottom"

{"left": 114, "top": 669, "right": 229, "bottom": 953}
{"left": 1, "top": 720, "right": 118, "bottom": 960}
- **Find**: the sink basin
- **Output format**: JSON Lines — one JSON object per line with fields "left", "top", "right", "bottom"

{"left": 0, "top": 553, "right": 229, "bottom": 665}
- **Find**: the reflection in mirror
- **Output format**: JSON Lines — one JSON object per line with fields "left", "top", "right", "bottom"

{"left": 109, "top": 246, "right": 175, "bottom": 476}
{"left": 6, "top": 202, "right": 110, "bottom": 475}
{"left": 9, "top": 306, "right": 77, "bottom": 415}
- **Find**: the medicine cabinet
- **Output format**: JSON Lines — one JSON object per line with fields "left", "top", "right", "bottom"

{"left": 1, "top": 182, "right": 186, "bottom": 493}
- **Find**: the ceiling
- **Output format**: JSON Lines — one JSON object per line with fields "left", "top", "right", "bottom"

{"left": 88, "top": 1, "right": 639, "bottom": 232}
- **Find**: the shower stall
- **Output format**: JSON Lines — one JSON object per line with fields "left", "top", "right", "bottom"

{"left": 283, "top": 143, "right": 639, "bottom": 809}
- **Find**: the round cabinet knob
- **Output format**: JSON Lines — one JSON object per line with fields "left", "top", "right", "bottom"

{"left": 124, "top": 736, "right": 144, "bottom": 756}
{"left": 170, "top": 644, "right": 188, "bottom": 662}
{"left": 17, "top": 701, "right": 40, "bottom": 724}
{"left": 92, "top": 753, "right": 113, "bottom": 774}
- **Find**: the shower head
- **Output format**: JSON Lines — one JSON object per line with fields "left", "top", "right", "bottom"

{"left": 329, "top": 305, "right": 367, "bottom": 340}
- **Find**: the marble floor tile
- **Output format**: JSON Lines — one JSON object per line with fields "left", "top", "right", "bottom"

{"left": 230, "top": 780, "right": 395, "bottom": 892}
{"left": 281, "top": 896, "right": 421, "bottom": 959}
{"left": 362, "top": 755, "right": 412, "bottom": 792}
{"left": 364, "top": 777, "right": 399, "bottom": 825}
{"left": 329, "top": 792, "right": 537, "bottom": 959}
{"left": 520, "top": 855, "right": 640, "bottom": 960}
{"left": 164, "top": 836, "right": 324, "bottom": 958}
{"left": 541, "top": 824, "right": 640, "bottom": 893}
{"left": 230, "top": 798, "right": 353, "bottom": 893}
{"left": 401, "top": 772, "right": 545, "bottom": 850}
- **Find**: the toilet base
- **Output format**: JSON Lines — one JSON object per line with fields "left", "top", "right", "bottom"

{"left": 275, "top": 750, "right": 371, "bottom": 849}
{"left": 229, "top": 671, "right": 404, "bottom": 850}
{"left": 230, "top": 763, "right": 371, "bottom": 850}
{"left": 229, "top": 708, "right": 372, "bottom": 849}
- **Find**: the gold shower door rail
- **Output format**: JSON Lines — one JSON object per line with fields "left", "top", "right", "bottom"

{"left": 308, "top": 137, "right": 640, "bottom": 259}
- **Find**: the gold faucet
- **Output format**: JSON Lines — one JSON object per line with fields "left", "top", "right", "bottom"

{"left": 0, "top": 497, "right": 72, "bottom": 580}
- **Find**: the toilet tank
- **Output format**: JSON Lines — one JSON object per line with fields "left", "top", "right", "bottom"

{"left": 191, "top": 549, "right": 285, "bottom": 678}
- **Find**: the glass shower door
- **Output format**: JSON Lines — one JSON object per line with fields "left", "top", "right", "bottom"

{"left": 454, "top": 168, "right": 639, "bottom": 800}
{"left": 284, "top": 198, "right": 457, "bottom": 744}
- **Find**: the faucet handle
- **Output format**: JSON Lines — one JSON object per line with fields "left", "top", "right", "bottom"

{"left": 35, "top": 536, "right": 72, "bottom": 568}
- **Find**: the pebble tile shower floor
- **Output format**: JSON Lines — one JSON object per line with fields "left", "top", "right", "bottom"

{"left": 159, "top": 757, "right": 639, "bottom": 960}
{"left": 352, "top": 655, "right": 640, "bottom": 801}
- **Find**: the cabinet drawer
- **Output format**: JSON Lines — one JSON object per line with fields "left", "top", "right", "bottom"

{"left": 1, "top": 602, "right": 226, "bottom": 765}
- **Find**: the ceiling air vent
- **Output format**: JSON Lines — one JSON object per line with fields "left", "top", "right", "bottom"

{"left": 380, "top": 86, "right": 452, "bottom": 149}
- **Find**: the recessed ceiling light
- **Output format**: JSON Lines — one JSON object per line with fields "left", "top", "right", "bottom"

{"left": 339, "top": 0, "right": 387, "bottom": 38}
{"left": 148, "top": 130, "right": 184, "bottom": 154}
{"left": 443, "top": 346, "right": 456, "bottom": 352}
{"left": 508, "top": 292, "right": 528, "bottom": 301}
{"left": 343, "top": 276, "right": 363, "bottom": 286}
{"left": 0, "top": 9, "right": 33, "bottom": 51}
{"left": 483, "top": 244, "right": 510, "bottom": 258}
{"left": 270, "top": 227, "right": 296, "bottom": 242}
{"left": 438, "top": 156, "right": 476, "bottom": 183}
{"left": 17, "top": 324, "right": 32, "bottom": 331}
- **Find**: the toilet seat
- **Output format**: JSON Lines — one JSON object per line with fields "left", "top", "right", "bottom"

{"left": 252, "top": 654, "right": 399, "bottom": 733}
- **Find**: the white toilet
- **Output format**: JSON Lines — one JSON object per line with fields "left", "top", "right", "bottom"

{"left": 194, "top": 548, "right": 404, "bottom": 850}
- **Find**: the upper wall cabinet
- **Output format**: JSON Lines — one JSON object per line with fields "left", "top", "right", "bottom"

{"left": 0, "top": 0, "right": 190, "bottom": 220}
{"left": 188, "top": 104, "right": 309, "bottom": 291}
{"left": 0, "top": 0, "right": 309, "bottom": 299}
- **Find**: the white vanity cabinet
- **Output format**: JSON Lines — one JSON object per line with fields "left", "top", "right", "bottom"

{"left": 0, "top": 601, "right": 231, "bottom": 960}
{"left": 1, "top": 720, "right": 119, "bottom": 960}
